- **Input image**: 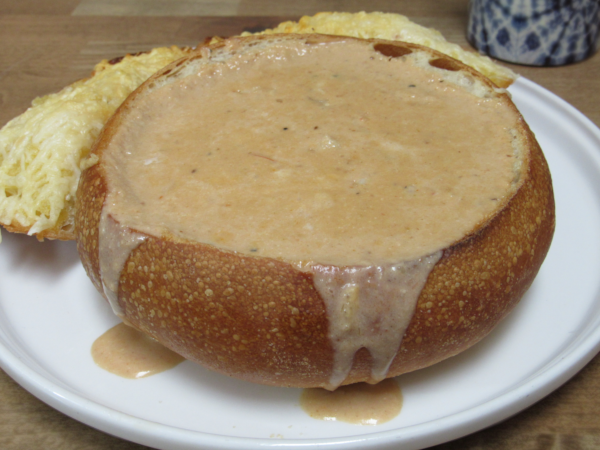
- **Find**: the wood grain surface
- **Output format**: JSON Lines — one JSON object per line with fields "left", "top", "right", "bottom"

{"left": 1, "top": 1, "right": 599, "bottom": 449}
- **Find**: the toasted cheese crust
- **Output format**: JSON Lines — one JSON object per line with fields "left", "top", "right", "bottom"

{"left": 0, "top": 46, "right": 191, "bottom": 241}
{"left": 75, "top": 35, "right": 554, "bottom": 388}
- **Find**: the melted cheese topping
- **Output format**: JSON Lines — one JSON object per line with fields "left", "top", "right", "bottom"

{"left": 0, "top": 46, "right": 189, "bottom": 238}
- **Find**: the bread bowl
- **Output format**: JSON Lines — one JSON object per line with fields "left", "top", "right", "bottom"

{"left": 75, "top": 33, "right": 554, "bottom": 389}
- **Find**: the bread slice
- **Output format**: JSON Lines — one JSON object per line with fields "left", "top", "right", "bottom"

{"left": 0, "top": 12, "right": 516, "bottom": 242}
{"left": 75, "top": 34, "right": 554, "bottom": 389}
{"left": 0, "top": 46, "right": 191, "bottom": 241}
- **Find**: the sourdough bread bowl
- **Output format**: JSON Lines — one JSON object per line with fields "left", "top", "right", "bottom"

{"left": 75, "top": 34, "right": 555, "bottom": 389}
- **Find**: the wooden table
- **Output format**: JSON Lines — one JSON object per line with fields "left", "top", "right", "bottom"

{"left": 1, "top": 0, "right": 599, "bottom": 448}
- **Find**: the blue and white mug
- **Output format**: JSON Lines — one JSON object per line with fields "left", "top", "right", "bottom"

{"left": 467, "top": 0, "right": 600, "bottom": 66}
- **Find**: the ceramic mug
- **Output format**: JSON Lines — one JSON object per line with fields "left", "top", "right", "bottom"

{"left": 467, "top": 0, "right": 600, "bottom": 66}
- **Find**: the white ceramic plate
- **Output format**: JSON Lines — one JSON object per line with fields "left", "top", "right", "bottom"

{"left": 1, "top": 77, "right": 600, "bottom": 450}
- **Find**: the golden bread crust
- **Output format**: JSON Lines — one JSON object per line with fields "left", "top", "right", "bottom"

{"left": 2, "top": 219, "right": 74, "bottom": 241}
{"left": 75, "top": 35, "right": 555, "bottom": 388}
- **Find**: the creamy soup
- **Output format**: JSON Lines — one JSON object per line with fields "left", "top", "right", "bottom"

{"left": 91, "top": 322, "right": 184, "bottom": 378}
{"left": 301, "top": 378, "right": 403, "bottom": 425}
